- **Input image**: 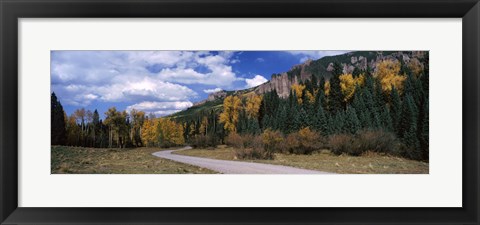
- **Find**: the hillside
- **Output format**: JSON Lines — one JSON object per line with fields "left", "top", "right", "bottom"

{"left": 169, "top": 51, "right": 426, "bottom": 119}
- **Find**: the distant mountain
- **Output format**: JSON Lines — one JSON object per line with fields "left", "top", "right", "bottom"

{"left": 169, "top": 51, "right": 426, "bottom": 119}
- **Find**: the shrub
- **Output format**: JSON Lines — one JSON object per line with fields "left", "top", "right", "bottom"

{"left": 241, "top": 133, "right": 255, "bottom": 149}
{"left": 285, "top": 133, "right": 300, "bottom": 153}
{"left": 225, "top": 132, "right": 243, "bottom": 149}
{"left": 328, "top": 130, "right": 401, "bottom": 156}
{"left": 286, "top": 127, "right": 323, "bottom": 154}
{"left": 261, "top": 129, "right": 285, "bottom": 154}
{"left": 355, "top": 129, "right": 400, "bottom": 155}
{"left": 191, "top": 134, "right": 218, "bottom": 149}
{"left": 234, "top": 135, "right": 273, "bottom": 160}
{"left": 328, "top": 133, "right": 358, "bottom": 155}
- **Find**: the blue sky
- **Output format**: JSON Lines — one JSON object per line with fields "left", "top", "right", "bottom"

{"left": 51, "top": 51, "right": 348, "bottom": 118}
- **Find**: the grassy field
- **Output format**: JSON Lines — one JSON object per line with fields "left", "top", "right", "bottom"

{"left": 51, "top": 146, "right": 217, "bottom": 174}
{"left": 175, "top": 145, "right": 429, "bottom": 174}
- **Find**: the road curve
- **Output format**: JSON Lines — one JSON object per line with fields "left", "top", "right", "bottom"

{"left": 152, "top": 146, "right": 331, "bottom": 174}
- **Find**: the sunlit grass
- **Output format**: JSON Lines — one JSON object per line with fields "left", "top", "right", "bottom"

{"left": 51, "top": 146, "right": 217, "bottom": 174}
{"left": 175, "top": 145, "right": 429, "bottom": 174}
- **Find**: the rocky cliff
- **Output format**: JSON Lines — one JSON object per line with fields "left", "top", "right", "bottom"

{"left": 196, "top": 51, "right": 425, "bottom": 104}
{"left": 254, "top": 59, "right": 313, "bottom": 98}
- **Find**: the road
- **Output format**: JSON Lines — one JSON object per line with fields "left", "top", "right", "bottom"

{"left": 152, "top": 146, "right": 331, "bottom": 174}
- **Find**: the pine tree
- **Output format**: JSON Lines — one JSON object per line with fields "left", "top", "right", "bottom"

{"left": 290, "top": 106, "right": 302, "bottom": 132}
{"left": 420, "top": 98, "right": 429, "bottom": 160}
{"left": 390, "top": 86, "right": 402, "bottom": 135}
{"left": 401, "top": 94, "right": 421, "bottom": 160}
{"left": 344, "top": 107, "right": 361, "bottom": 134}
{"left": 51, "top": 92, "right": 66, "bottom": 145}
{"left": 314, "top": 103, "right": 328, "bottom": 135}
{"left": 92, "top": 109, "right": 100, "bottom": 147}
{"left": 381, "top": 105, "right": 393, "bottom": 132}
{"left": 333, "top": 111, "right": 346, "bottom": 134}
{"left": 328, "top": 62, "right": 344, "bottom": 113}
{"left": 276, "top": 104, "right": 288, "bottom": 133}
{"left": 298, "top": 108, "right": 309, "bottom": 128}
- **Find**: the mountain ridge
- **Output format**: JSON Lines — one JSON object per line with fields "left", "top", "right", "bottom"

{"left": 171, "top": 51, "right": 426, "bottom": 119}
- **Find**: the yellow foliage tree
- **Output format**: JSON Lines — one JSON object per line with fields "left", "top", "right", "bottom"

{"left": 324, "top": 81, "right": 330, "bottom": 96}
{"left": 291, "top": 84, "right": 306, "bottom": 104}
{"left": 339, "top": 74, "right": 365, "bottom": 102}
{"left": 141, "top": 118, "right": 158, "bottom": 147}
{"left": 374, "top": 60, "right": 407, "bottom": 93}
{"left": 157, "top": 118, "right": 185, "bottom": 147}
{"left": 304, "top": 90, "right": 316, "bottom": 104}
{"left": 219, "top": 95, "right": 242, "bottom": 133}
{"left": 245, "top": 94, "right": 263, "bottom": 118}
{"left": 188, "top": 123, "right": 196, "bottom": 137}
{"left": 199, "top": 116, "right": 208, "bottom": 135}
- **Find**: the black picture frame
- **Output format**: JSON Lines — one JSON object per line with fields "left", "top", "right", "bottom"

{"left": 1, "top": 0, "right": 479, "bottom": 224}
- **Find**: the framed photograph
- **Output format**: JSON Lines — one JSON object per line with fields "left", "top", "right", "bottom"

{"left": 1, "top": 0, "right": 478, "bottom": 224}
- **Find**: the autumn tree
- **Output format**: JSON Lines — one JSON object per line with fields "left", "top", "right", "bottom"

{"left": 339, "top": 73, "right": 365, "bottom": 102}
{"left": 219, "top": 95, "right": 242, "bottom": 133}
{"left": 245, "top": 94, "right": 262, "bottom": 118}
{"left": 374, "top": 59, "right": 407, "bottom": 93}
{"left": 141, "top": 118, "right": 157, "bottom": 147}
{"left": 157, "top": 118, "right": 185, "bottom": 147}
{"left": 291, "top": 84, "right": 306, "bottom": 104}
{"left": 199, "top": 116, "right": 208, "bottom": 135}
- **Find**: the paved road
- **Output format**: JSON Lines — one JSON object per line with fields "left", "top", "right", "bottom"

{"left": 152, "top": 146, "right": 331, "bottom": 174}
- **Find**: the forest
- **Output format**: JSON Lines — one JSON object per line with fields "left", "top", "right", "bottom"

{"left": 52, "top": 52, "right": 429, "bottom": 162}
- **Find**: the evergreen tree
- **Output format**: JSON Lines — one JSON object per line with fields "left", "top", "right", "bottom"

{"left": 401, "top": 94, "right": 421, "bottom": 159}
{"left": 314, "top": 103, "right": 328, "bottom": 134}
{"left": 420, "top": 98, "right": 429, "bottom": 160}
{"left": 290, "top": 106, "right": 302, "bottom": 132}
{"left": 328, "top": 62, "right": 344, "bottom": 113}
{"left": 247, "top": 117, "right": 261, "bottom": 135}
{"left": 390, "top": 86, "right": 402, "bottom": 135}
{"left": 333, "top": 111, "right": 346, "bottom": 134}
{"left": 51, "top": 92, "right": 66, "bottom": 145}
{"left": 92, "top": 109, "right": 100, "bottom": 147}
{"left": 381, "top": 105, "right": 393, "bottom": 132}
{"left": 344, "top": 107, "right": 361, "bottom": 134}
{"left": 276, "top": 104, "right": 288, "bottom": 133}
{"left": 352, "top": 67, "right": 361, "bottom": 77}
{"left": 298, "top": 108, "right": 309, "bottom": 128}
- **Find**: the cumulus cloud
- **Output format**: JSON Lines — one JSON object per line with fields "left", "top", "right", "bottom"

{"left": 52, "top": 77, "right": 197, "bottom": 107}
{"left": 245, "top": 75, "right": 268, "bottom": 88}
{"left": 51, "top": 51, "right": 245, "bottom": 112}
{"left": 126, "top": 101, "right": 193, "bottom": 117}
{"left": 286, "top": 51, "right": 350, "bottom": 62}
{"left": 203, "top": 88, "right": 223, "bottom": 94}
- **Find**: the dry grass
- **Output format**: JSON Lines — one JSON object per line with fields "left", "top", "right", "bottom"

{"left": 51, "top": 146, "right": 217, "bottom": 174}
{"left": 176, "top": 145, "right": 429, "bottom": 174}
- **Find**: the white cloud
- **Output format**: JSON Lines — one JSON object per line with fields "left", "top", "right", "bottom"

{"left": 286, "top": 51, "right": 350, "bottom": 62}
{"left": 245, "top": 75, "right": 268, "bottom": 88}
{"left": 203, "top": 88, "right": 223, "bottom": 94}
{"left": 52, "top": 77, "right": 197, "bottom": 107}
{"left": 51, "top": 51, "right": 246, "bottom": 111}
{"left": 126, "top": 101, "right": 193, "bottom": 117}
{"left": 255, "top": 57, "right": 265, "bottom": 62}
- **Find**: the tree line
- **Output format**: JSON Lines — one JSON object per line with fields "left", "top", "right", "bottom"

{"left": 51, "top": 94, "right": 185, "bottom": 148}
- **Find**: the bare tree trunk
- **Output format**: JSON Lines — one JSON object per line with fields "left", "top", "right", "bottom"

{"left": 108, "top": 126, "right": 112, "bottom": 148}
